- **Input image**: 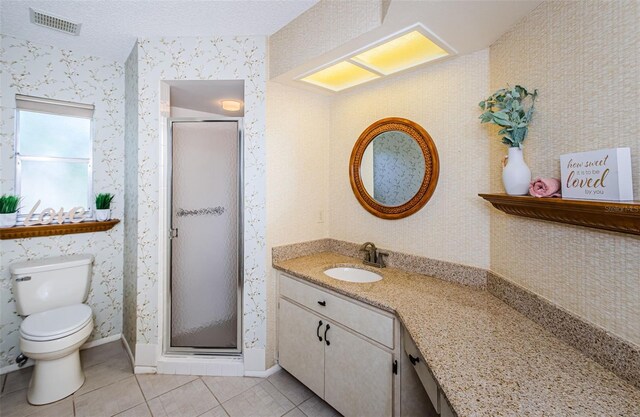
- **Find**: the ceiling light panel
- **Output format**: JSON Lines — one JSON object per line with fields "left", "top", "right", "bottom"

{"left": 351, "top": 30, "right": 449, "bottom": 75}
{"left": 300, "top": 61, "right": 380, "bottom": 92}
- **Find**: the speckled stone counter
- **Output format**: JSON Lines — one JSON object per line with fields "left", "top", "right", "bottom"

{"left": 273, "top": 252, "right": 640, "bottom": 417}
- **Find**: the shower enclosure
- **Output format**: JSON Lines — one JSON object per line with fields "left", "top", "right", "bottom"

{"left": 166, "top": 118, "right": 243, "bottom": 354}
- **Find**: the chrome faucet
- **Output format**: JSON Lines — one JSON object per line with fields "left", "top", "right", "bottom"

{"left": 359, "top": 242, "right": 388, "bottom": 268}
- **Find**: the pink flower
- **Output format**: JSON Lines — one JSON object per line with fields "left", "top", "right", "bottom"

{"left": 529, "top": 178, "right": 562, "bottom": 198}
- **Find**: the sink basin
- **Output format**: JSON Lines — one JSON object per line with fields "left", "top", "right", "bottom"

{"left": 324, "top": 267, "right": 382, "bottom": 283}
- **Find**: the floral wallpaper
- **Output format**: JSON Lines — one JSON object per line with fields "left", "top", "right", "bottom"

{"left": 130, "top": 36, "right": 266, "bottom": 355}
{"left": 372, "top": 131, "right": 425, "bottom": 206}
{"left": 0, "top": 35, "right": 124, "bottom": 370}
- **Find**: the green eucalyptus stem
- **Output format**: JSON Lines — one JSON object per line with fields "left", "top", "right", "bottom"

{"left": 479, "top": 85, "right": 538, "bottom": 148}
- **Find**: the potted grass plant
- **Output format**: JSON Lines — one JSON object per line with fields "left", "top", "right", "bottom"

{"left": 95, "top": 193, "right": 115, "bottom": 222}
{"left": 0, "top": 194, "right": 21, "bottom": 228}
{"left": 479, "top": 85, "right": 538, "bottom": 195}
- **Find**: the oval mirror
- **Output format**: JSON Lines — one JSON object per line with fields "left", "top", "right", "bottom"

{"left": 349, "top": 118, "right": 439, "bottom": 219}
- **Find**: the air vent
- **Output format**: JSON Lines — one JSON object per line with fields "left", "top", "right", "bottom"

{"left": 29, "top": 8, "right": 81, "bottom": 36}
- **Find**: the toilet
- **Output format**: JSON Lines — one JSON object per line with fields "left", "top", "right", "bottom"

{"left": 11, "top": 254, "right": 94, "bottom": 405}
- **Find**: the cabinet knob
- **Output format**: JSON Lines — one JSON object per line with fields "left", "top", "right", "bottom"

{"left": 324, "top": 324, "right": 331, "bottom": 346}
{"left": 316, "top": 320, "right": 323, "bottom": 342}
{"left": 317, "top": 300, "right": 326, "bottom": 306}
{"left": 409, "top": 354, "right": 420, "bottom": 365}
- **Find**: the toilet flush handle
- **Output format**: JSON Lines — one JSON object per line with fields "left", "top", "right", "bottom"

{"left": 15, "top": 276, "right": 31, "bottom": 282}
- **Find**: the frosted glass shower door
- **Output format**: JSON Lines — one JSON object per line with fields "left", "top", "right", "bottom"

{"left": 170, "top": 120, "right": 240, "bottom": 352}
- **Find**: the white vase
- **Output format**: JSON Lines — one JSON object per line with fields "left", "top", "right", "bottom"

{"left": 95, "top": 209, "right": 111, "bottom": 222}
{"left": 502, "top": 147, "right": 532, "bottom": 196}
{"left": 0, "top": 212, "right": 17, "bottom": 228}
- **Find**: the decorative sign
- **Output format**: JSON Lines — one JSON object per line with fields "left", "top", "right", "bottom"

{"left": 23, "top": 200, "right": 87, "bottom": 226}
{"left": 560, "top": 148, "right": 633, "bottom": 201}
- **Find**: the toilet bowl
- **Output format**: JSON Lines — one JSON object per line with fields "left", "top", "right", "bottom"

{"left": 19, "top": 304, "right": 93, "bottom": 405}
{"left": 11, "top": 254, "right": 94, "bottom": 405}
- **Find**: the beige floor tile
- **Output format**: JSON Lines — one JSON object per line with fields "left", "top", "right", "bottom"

{"left": 283, "top": 408, "right": 307, "bottom": 417}
{"left": 75, "top": 353, "right": 133, "bottom": 396}
{"left": 221, "top": 380, "right": 294, "bottom": 417}
{"left": 147, "top": 379, "right": 219, "bottom": 417}
{"left": 1, "top": 367, "right": 33, "bottom": 396}
{"left": 201, "top": 376, "right": 262, "bottom": 403}
{"left": 198, "top": 405, "right": 229, "bottom": 417}
{"left": 80, "top": 340, "right": 128, "bottom": 369}
{"left": 114, "top": 403, "right": 153, "bottom": 417}
{"left": 298, "top": 396, "right": 342, "bottom": 417}
{"left": 24, "top": 397, "right": 74, "bottom": 417}
{"left": 267, "top": 370, "right": 313, "bottom": 406}
{"left": 136, "top": 373, "right": 198, "bottom": 400}
{"left": 0, "top": 389, "right": 73, "bottom": 417}
{"left": 74, "top": 376, "right": 145, "bottom": 417}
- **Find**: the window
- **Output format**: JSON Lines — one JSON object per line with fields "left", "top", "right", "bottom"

{"left": 15, "top": 95, "right": 94, "bottom": 216}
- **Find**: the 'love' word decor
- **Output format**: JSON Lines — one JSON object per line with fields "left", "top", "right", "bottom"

{"left": 560, "top": 148, "right": 633, "bottom": 201}
{"left": 23, "top": 200, "right": 87, "bottom": 226}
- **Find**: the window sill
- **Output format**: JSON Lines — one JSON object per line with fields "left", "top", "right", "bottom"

{"left": 0, "top": 219, "right": 120, "bottom": 240}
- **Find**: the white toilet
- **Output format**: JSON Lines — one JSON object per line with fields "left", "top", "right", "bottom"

{"left": 11, "top": 254, "right": 94, "bottom": 405}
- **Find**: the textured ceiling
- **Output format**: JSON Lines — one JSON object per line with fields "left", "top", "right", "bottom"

{"left": 0, "top": 0, "right": 318, "bottom": 62}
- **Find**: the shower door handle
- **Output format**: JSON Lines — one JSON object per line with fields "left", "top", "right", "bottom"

{"left": 169, "top": 228, "right": 179, "bottom": 239}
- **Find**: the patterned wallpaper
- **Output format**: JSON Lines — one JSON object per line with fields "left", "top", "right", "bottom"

{"left": 329, "top": 50, "right": 492, "bottom": 269}
{"left": 489, "top": 1, "right": 640, "bottom": 345}
{"left": 131, "top": 37, "right": 267, "bottom": 354}
{"left": 0, "top": 35, "right": 124, "bottom": 369}
{"left": 372, "top": 131, "right": 424, "bottom": 206}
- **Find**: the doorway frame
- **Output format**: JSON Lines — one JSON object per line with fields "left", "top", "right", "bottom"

{"left": 164, "top": 117, "right": 244, "bottom": 356}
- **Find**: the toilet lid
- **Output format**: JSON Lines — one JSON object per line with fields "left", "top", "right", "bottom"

{"left": 20, "top": 304, "right": 92, "bottom": 341}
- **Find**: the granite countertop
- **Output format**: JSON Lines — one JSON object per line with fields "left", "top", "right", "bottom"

{"left": 273, "top": 252, "right": 640, "bottom": 417}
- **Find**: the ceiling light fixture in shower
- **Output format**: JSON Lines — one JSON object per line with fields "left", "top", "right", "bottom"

{"left": 221, "top": 100, "right": 242, "bottom": 111}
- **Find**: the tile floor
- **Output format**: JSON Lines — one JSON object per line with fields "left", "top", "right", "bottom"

{"left": 0, "top": 341, "right": 342, "bottom": 417}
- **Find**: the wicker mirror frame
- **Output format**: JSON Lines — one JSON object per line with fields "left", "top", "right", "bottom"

{"left": 349, "top": 117, "right": 439, "bottom": 220}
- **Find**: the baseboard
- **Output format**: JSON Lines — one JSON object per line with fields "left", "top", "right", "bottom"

{"left": 134, "top": 343, "right": 158, "bottom": 367}
{"left": 245, "top": 363, "right": 281, "bottom": 378}
{"left": 81, "top": 333, "right": 122, "bottom": 350}
{"left": 243, "top": 347, "right": 266, "bottom": 372}
{"left": 121, "top": 335, "right": 135, "bottom": 368}
{"left": 0, "top": 359, "right": 35, "bottom": 375}
{"left": 134, "top": 366, "right": 157, "bottom": 374}
{"left": 0, "top": 334, "right": 122, "bottom": 375}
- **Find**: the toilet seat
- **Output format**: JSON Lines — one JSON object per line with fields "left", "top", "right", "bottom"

{"left": 20, "top": 304, "right": 92, "bottom": 342}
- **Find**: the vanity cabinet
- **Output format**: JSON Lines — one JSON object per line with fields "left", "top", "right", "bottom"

{"left": 278, "top": 274, "right": 398, "bottom": 417}
{"left": 278, "top": 298, "right": 325, "bottom": 396}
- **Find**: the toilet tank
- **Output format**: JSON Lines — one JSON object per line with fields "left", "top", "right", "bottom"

{"left": 11, "top": 254, "right": 94, "bottom": 316}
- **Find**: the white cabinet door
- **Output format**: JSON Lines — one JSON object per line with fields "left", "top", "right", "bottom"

{"left": 324, "top": 322, "right": 393, "bottom": 417}
{"left": 278, "top": 298, "right": 325, "bottom": 397}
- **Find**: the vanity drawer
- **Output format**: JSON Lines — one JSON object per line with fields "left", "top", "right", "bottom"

{"left": 403, "top": 330, "right": 440, "bottom": 413}
{"left": 279, "top": 274, "right": 394, "bottom": 349}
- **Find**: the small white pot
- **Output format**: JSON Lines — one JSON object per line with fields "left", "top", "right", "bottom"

{"left": 95, "top": 209, "right": 111, "bottom": 222}
{"left": 502, "top": 147, "right": 532, "bottom": 196}
{"left": 0, "top": 212, "right": 17, "bottom": 228}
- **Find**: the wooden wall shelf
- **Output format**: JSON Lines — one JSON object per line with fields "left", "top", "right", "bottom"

{"left": 479, "top": 194, "right": 640, "bottom": 236}
{"left": 0, "top": 219, "right": 120, "bottom": 240}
